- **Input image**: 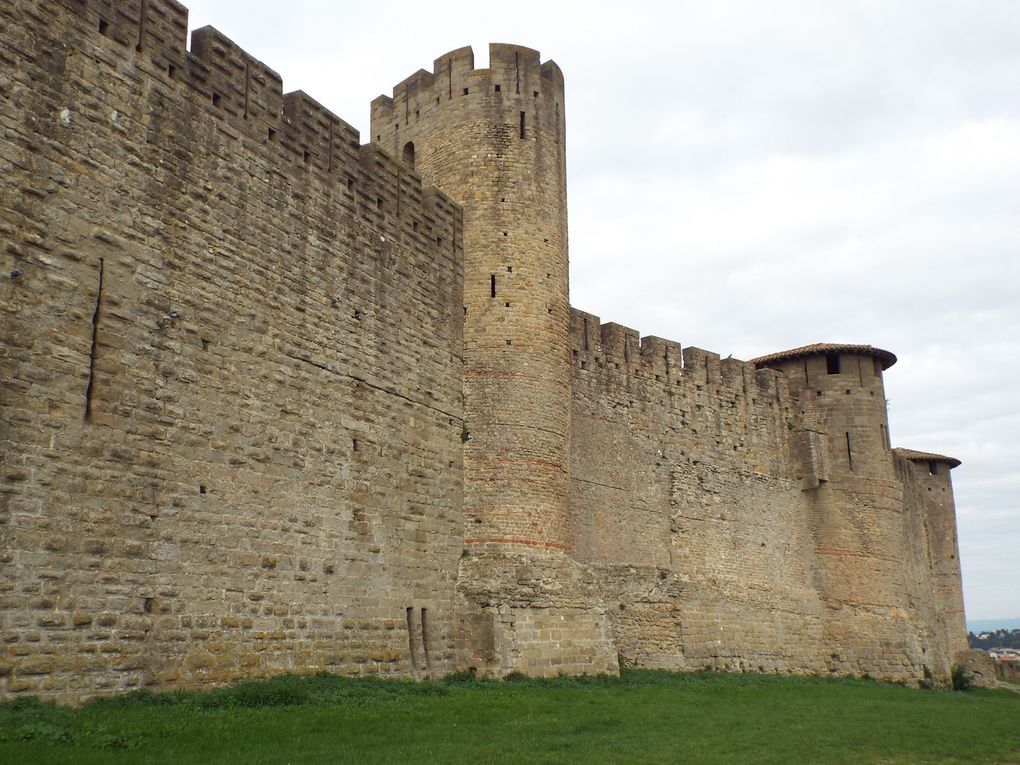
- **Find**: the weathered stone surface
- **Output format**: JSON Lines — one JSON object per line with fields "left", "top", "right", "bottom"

{"left": 0, "top": 1, "right": 969, "bottom": 702}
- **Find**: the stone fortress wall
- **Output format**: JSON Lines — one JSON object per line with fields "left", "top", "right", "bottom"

{"left": 0, "top": 0, "right": 969, "bottom": 702}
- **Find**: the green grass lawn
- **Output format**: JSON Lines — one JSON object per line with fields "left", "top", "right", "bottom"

{"left": 1, "top": 670, "right": 1018, "bottom": 764}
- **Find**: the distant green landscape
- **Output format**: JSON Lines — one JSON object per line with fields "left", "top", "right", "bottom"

{"left": 1, "top": 670, "right": 1018, "bottom": 764}
{"left": 969, "top": 628, "right": 1020, "bottom": 650}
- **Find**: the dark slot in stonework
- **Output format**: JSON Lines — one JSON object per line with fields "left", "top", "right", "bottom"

{"left": 84, "top": 258, "right": 104, "bottom": 421}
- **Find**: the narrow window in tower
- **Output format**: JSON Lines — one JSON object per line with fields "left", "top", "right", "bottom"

{"left": 463, "top": 87, "right": 469, "bottom": 95}
{"left": 928, "top": 461, "right": 939, "bottom": 476}
{"left": 826, "top": 352, "right": 840, "bottom": 375}
{"left": 582, "top": 317, "right": 589, "bottom": 351}
{"left": 402, "top": 141, "right": 415, "bottom": 169}
{"left": 490, "top": 275, "right": 496, "bottom": 298}
{"left": 98, "top": 18, "right": 110, "bottom": 35}
{"left": 845, "top": 433, "right": 854, "bottom": 471}
{"left": 494, "top": 84, "right": 501, "bottom": 92}
{"left": 519, "top": 111, "right": 526, "bottom": 139}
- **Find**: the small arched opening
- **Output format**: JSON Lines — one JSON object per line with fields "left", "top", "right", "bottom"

{"left": 402, "top": 141, "right": 415, "bottom": 169}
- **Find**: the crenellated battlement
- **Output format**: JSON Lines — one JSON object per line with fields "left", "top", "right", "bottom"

{"left": 569, "top": 307, "right": 777, "bottom": 397}
{"left": 371, "top": 43, "right": 565, "bottom": 147}
{"left": 39, "top": 0, "right": 460, "bottom": 243}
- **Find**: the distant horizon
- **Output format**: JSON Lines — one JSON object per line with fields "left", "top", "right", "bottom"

{"left": 966, "top": 617, "right": 1020, "bottom": 632}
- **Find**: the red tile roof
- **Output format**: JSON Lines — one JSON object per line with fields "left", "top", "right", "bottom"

{"left": 751, "top": 343, "right": 897, "bottom": 370}
{"left": 894, "top": 448, "right": 962, "bottom": 469}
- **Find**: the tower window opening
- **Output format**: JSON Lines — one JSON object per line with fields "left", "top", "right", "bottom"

{"left": 463, "top": 87, "right": 469, "bottom": 95}
{"left": 507, "top": 266, "right": 512, "bottom": 272}
{"left": 402, "top": 141, "right": 415, "bottom": 169}
{"left": 928, "top": 461, "right": 939, "bottom": 476}
{"left": 490, "top": 275, "right": 496, "bottom": 298}
{"left": 845, "top": 432, "right": 854, "bottom": 471}
{"left": 533, "top": 90, "right": 539, "bottom": 97}
{"left": 519, "top": 111, "right": 526, "bottom": 139}
{"left": 826, "top": 352, "right": 841, "bottom": 375}
{"left": 98, "top": 18, "right": 109, "bottom": 35}
{"left": 494, "top": 84, "right": 501, "bottom": 92}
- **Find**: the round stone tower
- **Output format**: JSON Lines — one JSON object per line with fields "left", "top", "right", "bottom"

{"left": 372, "top": 43, "right": 570, "bottom": 553}
{"left": 754, "top": 343, "right": 932, "bottom": 680}
{"left": 372, "top": 45, "right": 617, "bottom": 677}
{"left": 896, "top": 449, "right": 968, "bottom": 658}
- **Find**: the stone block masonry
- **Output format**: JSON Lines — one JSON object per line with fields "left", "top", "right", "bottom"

{"left": 1, "top": 0, "right": 463, "bottom": 702}
{"left": 0, "top": 0, "right": 970, "bottom": 701}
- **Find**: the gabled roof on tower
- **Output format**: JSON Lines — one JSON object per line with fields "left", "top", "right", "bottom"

{"left": 894, "top": 448, "right": 962, "bottom": 469}
{"left": 751, "top": 343, "right": 897, "bottom": 370}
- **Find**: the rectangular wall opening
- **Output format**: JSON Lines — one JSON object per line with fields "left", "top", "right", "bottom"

{"left": 420, "top": 607, "right": 433, "bottom": 674}
{"left": 845, "top": 432, "right": 854, "bottom": 471}
{"left": 520, "top": 111, "right": 526, "bottom": 139}
{"left": 490, "top": 274, "right": 496, "bottom": 298}
{"left": 826, "top": 352, "right": 841, "bottom": 375}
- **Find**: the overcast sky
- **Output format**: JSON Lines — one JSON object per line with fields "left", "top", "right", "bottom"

{"left": 181, "top": 0, "right": 1019, "bottom": 622}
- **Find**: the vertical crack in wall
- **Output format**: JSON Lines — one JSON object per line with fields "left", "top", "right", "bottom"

{"left": 135, "top": 0, "right": 146, "bottom": 51}
{"left": 84, "top": 257, "right": 104, "bottom": 422}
